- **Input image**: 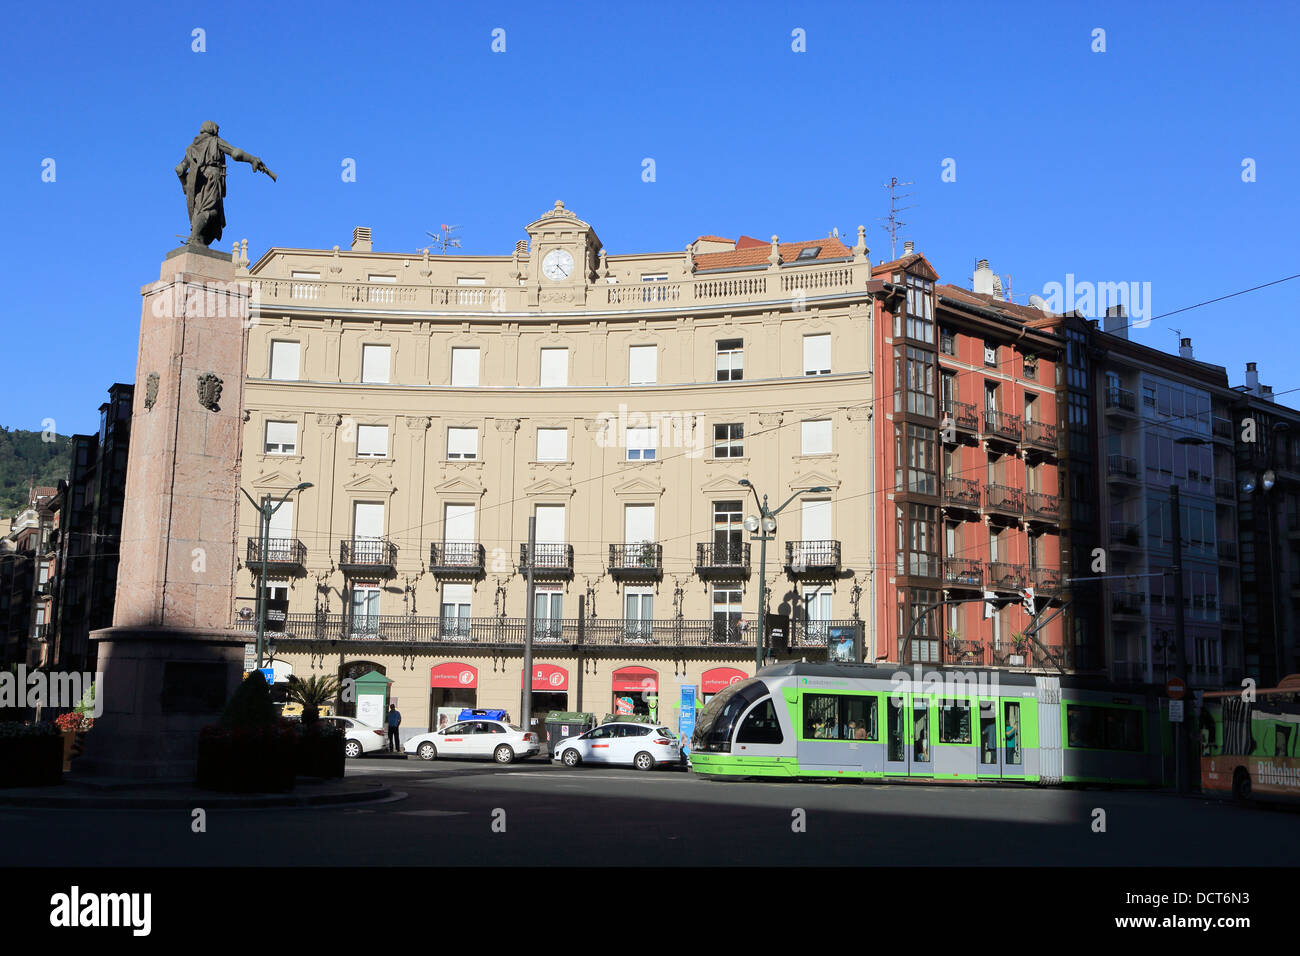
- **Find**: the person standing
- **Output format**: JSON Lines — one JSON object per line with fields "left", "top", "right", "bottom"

{"left": 386, "top": 703, "right": 402, "bottom": 752}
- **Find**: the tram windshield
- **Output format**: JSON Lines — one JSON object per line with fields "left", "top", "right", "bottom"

{"left": 692, "top": 678, "right": 769, "bottom": 753}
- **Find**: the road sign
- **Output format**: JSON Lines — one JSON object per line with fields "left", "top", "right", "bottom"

{"left": 243, "top": 643, "right": 256, "bottom": 670}
{"left": 1167, "top": 677, "right": 1186, "bottom": 700}
{"left": 1169, "top": 700, "right": 1184, "bottom": 723}
{"left": 257, "top": 667, "right": 274, "bottom": 685}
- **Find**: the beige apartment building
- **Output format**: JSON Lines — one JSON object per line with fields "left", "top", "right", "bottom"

{"left": 233, "top": 201, "right": 876, "bottom": 734}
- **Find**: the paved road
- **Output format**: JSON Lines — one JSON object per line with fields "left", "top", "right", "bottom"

{"left": 4, "top": 756, "right": 1297, "bottom": 866}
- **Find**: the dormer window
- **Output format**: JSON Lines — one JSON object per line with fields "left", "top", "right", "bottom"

{"left": 796, "top": 246, "right": 821, "bottom": 261}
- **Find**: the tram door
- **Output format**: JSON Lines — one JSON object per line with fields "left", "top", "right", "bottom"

{"left": 883, "top": 694, "right": 934, "bottom": 777}
{"left": 976, "top": 698, "right": 1025, "bottom": 778}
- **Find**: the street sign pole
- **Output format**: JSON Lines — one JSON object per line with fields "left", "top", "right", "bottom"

{"left": 522, "top": 517, "right": 535, "bottom": 733}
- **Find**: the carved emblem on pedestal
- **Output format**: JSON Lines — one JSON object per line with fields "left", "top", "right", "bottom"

{"left": 144, "top": 372, "right": 160, "bottom": 411}
{"left": 196, "top": 372, "right": 223, "bottom": 412}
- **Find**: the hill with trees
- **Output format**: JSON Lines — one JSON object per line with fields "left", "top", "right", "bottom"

{"left": 0, "top": 426, "right": 72, "bottom": 518}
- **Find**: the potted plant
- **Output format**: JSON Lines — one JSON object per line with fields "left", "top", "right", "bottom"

{"left": 287, "top": 674, "right": 345, "bottom": 778}
{"left": 197, "top": 673, "right": 298, "bottom": 793}
{"left": 0, "top": 722, "right": 63, "bottom": 787}
{"left": 286, "top": 674, "right": 340, "bottom": 727}
{"left": 54, "top": 711, "right": 93, "bottom": 771}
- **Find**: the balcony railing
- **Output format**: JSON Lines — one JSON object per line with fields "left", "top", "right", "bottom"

{"left": 339, "top": 538, "right": 397, "bottom": 575}
{"left": 232, "top": 613, "right": 760, "bottom": 648}
{"left": 790, "top": 619, "right": 862, "bottom": 648}
{"left": 1023, "top": 420, "right": 1058, "bottom": 454}
{"left": 1215, "top": 478, "right": 1235, "bottom": 500}
{"left": 695, "top": 541, "right": 751, "bottom": 578}
{"left": 944, "top": 638, "right": 987, "bottom": 666}
{"left": 246, "top": 537, "right": 308, "bottom": 572}
{"left": 941, "top": 477, "right": 981, "bottom": 512}
{"left": 1217, "top": 540, "right": 1238, "bottom": 562}
{"left": 1025, "top": 492, "right": 1060, "bottom": 523}
{"left": 429, "top": 542, "right": 486, "bottom": 576}
{"left": 1033, "top": 566, "right": 1062, "bottom": 593}
{"left": 983, "top": 410, "right": 1023, "bottom": 443}
{"left": 1221, "top": 604, "right": 1241, "bottom": 624}
{"left": 944, "top": 557, "right": 984, "bottom": 588}
{"left": 1107, "top": 455, "right": 1138, "bottom": 479}
{"left": 1105, "top": 387, "right": 1136, "bottom": 414}
{"left": 985, "top": 484, "right": 1024, "bottom": 518}
{"left": 941, "top": 400, "right": 978, "bottom": 436}
{"left": 1109, "top": 521, "right": 1141, "bottom": 547}
{"left": 609, "top": 542, "right": 664, "bottom": 580}
{"left": 784, "top": 540, "right": 841, "bottom": 573}
{"left": 1212, "top": 417, "right": 1234, "bottom": 440}
{"left": 1112, "top": 591, "right": 1145, "bottom": 615}
{"left": 987, "top": 562, "right": 1027, "bottom": 590}
{"left": 519, "top": 543, "right": 575, "bottom": 578}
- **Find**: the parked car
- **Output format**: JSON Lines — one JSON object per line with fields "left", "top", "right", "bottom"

{"left": 553, "top": 722, "right": 682, "bottom": 770}
{"left": 404, "top": 719, "right": 540, "bottom": 764}
{"left": 317, "top": 716, "right": 387, "bottom": 758}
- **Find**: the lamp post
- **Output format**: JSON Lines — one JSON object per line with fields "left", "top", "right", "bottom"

{"left": 1239, "top": 420, "right": 1289, "bottom": 682}
{"left": 738, "top": 479, "right": 831, "bottom": 670}
{"left": 240, "top": 482, "right": 312, "bottom": 670}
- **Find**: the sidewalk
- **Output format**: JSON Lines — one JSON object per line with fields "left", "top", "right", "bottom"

{"left": 0, "top": 772, "right": 396, "bottom": 810}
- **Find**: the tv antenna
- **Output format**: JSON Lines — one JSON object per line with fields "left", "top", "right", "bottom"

{"left": 426, "top": 224, "right": 462, "bottom": 254}
{"left": 878, "top": 177, "right": 914, "bottom": 261}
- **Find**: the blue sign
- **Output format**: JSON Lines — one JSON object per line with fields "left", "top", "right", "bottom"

{"left": 258, "top": 667, "right": 275, "bottom": 685}
{"left": 679, "top": 686, "right": 696, "bottom": 757}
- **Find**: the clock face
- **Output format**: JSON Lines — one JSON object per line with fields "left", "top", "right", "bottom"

{"left": 542, "top": 249, "right": 575, "bottom": 281}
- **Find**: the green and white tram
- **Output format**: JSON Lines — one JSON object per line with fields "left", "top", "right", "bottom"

{"left": 689, "top": 661, "right": 1164, "bottom": 786}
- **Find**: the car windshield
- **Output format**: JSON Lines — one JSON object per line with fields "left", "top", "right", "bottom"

{"left": 692, "top": 678, "right": 769, "bottom": 752}
{"left": 656, "top": 727, "right": 674, "bottom": 738}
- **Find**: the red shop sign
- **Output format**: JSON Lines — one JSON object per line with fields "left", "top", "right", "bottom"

{"left": 522, "top": 663, "right": 569, "bottom": 691}
{"left": 612, "top": 666, "right": 657, "bottom": 693}
{"left": 701, "top": 667, "right": 748, "bottom": 694}
{"left": 430, "top": 662, "right": 478, "bottom": 689}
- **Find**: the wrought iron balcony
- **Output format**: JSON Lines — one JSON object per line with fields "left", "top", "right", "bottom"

{"left": 943, "top": 557, "right": 983, "bottom": 588}
{"left": 1217, "top": 540, "right": 1238, "bottom": 562}
{"left": 985, "top": 484, "right": 1024, "bottom": 519}
{"left": 695, "top": 541, "right": 751, "bottom": 578}
{"left": 519, "top": 543, "right": 575, "bottom": 579}
{"left": 1023, "top": 420, "right": 1058, "bottom": 455}
{"left": 1025, "top": 492, "right": 1061, "bottom": 523}
{"left": 941, "top": 400, "right": 978, "bottom": 438}
{"left": 1109, "top": 521, "right": 1141, "bottom": 548}
{"left": 1215, "top": 478, "right": 1236, "bottom": 501}
{"left": 246, "top": 537, "right": 308, "bottom": 574}
{"left": 1105, "top": 387, "right": 1136, "bottom": 414}
{"left": 1033, "top": 566, "right": 1062, "bottom": 593}
{"left": 429, "top": 541, "right": 486, "bottom": 577}
{"left": 609, "top": 542, "right": 664, "bottom": 581}
{"left": 987, "top": 562, "right": 1027, "bottom": 590}
{"left": 784, "top": 540, "right": 841, "bottom": 573}
{"left": 339, "top": 538, "right": 397, "bottom": 576}
{"left": 944, "top": 637, "right": 986, "bottom": 666}
{"left": 1212, "top": 417, "right": 1234, "bottom": 441}
{"left": 983, "top": 409, "right": 1023, "bottom": 444}
{"left": 1107, "top": 455, "right": 1138, "bottom": 480}
{"left": 941, "top": 477, "right": 981, "bottom": 513}
{"left": 1112, "top": 591, "right": 1145, "bottom": 616}
{"left": 791, "top": 619, "right": 862, "bottom": 648}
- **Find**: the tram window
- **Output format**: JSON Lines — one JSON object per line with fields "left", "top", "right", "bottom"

{"left": 1066, "top": 705, "right": 1143, "bottom": 751}
{"left": 1275, "top": 725, "right": 1292, "bottom": 757}
{"left": 887, "top": 697, "right": 905, "bottom": 762}
{"left": 1104, "top": 709, "right": 1143, "bottom": 752}
{"left": 1004, "top": 702, "right": 1021, "bottom": 765}
{"left": 913, "top": 702, "right": 931, "bottom": 762}
{"left": 979, "top": 704, "right": 997, "bottom": 764}
{"left": 803, "top": 694, "right": 877, "bottom": 740}
{"left": 736, "top": 698, "right": 783, "bottom": 745}
{"left": 939, "top": 701, "right": 971, "bottom": 744}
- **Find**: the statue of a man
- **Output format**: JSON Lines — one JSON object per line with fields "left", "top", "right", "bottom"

{"left": 175, "top": 121, "right": 276, "bottom": 247}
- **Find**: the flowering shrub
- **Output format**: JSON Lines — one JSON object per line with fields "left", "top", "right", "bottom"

{"left": 54, "top": 712, "right": 93, "bottom": 733}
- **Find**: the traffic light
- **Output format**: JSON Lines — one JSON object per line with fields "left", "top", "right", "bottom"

{"left": 983, "top": 590, "right": 997, "bottom": 619}
{"left": 1021, "top": 587, "right": 1036, "bottom": 615}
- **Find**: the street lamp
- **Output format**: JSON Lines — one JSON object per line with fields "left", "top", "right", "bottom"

{"left": 240, "top": 482, "right": 312, "bottom": 670}
{"left": 738, "top": 479, "right": 831, "bottom": 670}
{"left": 1238, "top": 420, "right": 1290, "bottom": 681}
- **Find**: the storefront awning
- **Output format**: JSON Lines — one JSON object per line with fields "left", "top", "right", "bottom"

{"left": 430, "top": 662, "right": 478, "bottom": 689}
{"left": 612, "top": 666, "right": 657, "bottom": 693}
{"left": 701, "top": 666, "right": 748, "bottom": 694}
{"left": 522, "top": 663, "right": 568, "bottom": 692}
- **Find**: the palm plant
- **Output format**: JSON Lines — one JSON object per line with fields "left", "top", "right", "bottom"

{"left": 286, "top": 674, "right": 341, "bottom": 726}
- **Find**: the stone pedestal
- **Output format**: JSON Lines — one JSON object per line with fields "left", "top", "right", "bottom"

{"left": 86, "top": 245, "right": 251, "bottom": 779}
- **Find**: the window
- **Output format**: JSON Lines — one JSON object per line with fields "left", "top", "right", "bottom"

{"left": 356, "top": 424, "right": 388, "bottom": 458}
{"left": 905, "top": 347, "right": 936, "bottom": 416}
{"left": 905, "top": 275, "right": 934, "bottom": 343}
{"left": 796, "top": 246, "right": 821, "bottom": 260}
{"left": 269, "top": 341, "right": 300, "bottom": 380}
{"left": 441, "top": 583, "right": 472, "bottom": 638}
{"left": 536, "top": 428, "right": 567, "bottom": 462}
{"left": 984, "top": 342, "right": 998, "bottom": 367}
{"left": 447, "top": 427, "right": 478, "bottom": 460}
{"left": 443, "top": 503, "right": 475, "bottom": 545}
{"left": 905, "top": 424, "right": 937, "bottom": 494}
{"left": 350, "top": 585, "right": 381, "bottom": 633}
{"left": 714, "top": 423, "right": 744, "bottom": 458}
{"left": 939, "top": 327, "right": 955, "bottom": 356}
{"left": 907, "top": 588, "right": 940, "bottom": 661}
{"left": 539, "top": 348, "right": 568, "bottom": 387}
{"left": 1004, "top": 701, "right": 1022, "bottom": 764}
{"left": 801, "top": 419, "right": 832, "bottom": 455}
{"left": 913, "top": 701, "right": 931, "bottom": 761}
{"left": 713, "top": 501, "right": 743, "bottom": 549}
{"left": 802, "top": 694, "right": 877, "bottom": 741}
{"left": 533, "top": 586, "right": 563, "bottom": 641}
{"left": 939, "top": 701, "right": 972, "bottom": 743}
{"left": 716, "top": 339, "right": 744, "bottom": 381}
{"left": 908, "top": 506, "right": 938, "bottom": 577}
{"left": 712, "top": 586, "right": 743, "bottom": 641}
{"left": 736, "top": 698, "right": 784, "bottom": 744}
{"left": 629, "top": 345, "right": 657, "bottom": 385}
{"left": 451, "top": 348, "right": 480, "bottom": 387}
{"left": 1023, "top": 354, "right": 1038, "bottom": 380}
{"left": 264, "top": 420, "right": 297, "bottom": 455}
{"left": 803, "top": 334, "right": 831, "bottom": 375}
{"left": 361, "top": 344, "right": 391, "bottom": 384}
{"left": 1065, "top": 705, "right": 1144, "bottom": 752}
{"left": 626, "top": 427, "right": 657, "bottom": 461}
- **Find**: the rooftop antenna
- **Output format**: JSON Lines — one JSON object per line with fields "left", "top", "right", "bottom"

{"left": 426, "top": 224, "right": 462, "bottom": 254}
{"left": 878, "top": 177, "right": 914, "bottom": 261}
{"left": 1168, "top": 327, "right": 1182, "bottom": 346}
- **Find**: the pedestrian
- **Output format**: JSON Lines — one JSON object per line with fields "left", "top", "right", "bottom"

{"left": 387, "top": 702, "right": 402, "bottom": 752}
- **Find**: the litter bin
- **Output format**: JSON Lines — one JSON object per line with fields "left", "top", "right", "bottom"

{"left": 544, "top": 711, "right": 596, "bottom": 756}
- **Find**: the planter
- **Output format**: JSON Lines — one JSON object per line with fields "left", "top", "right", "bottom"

{"left": 61, "top": 729, "right": 76, "bottom": 772}
{"left": 196, "top": 729, "right": 298, "bottom": 793}
{"left": 0, "top": 735, "right": 64, "bottom": 788}
{"left": 296, "top": 730, "right": 345, "bottom": 779}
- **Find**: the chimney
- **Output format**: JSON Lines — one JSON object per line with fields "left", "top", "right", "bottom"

{"left": 351, "top": 226, "right": 372, "bottom": 252}
{"left": 903, "top": 240, "right": 915, "bottom": 256}
{"left": 972, "top": 259, "right": 1002, "bottom": 298}
{"left": 515, "top": 239, "right": 528, "bottom": 256}
{"left": 1104, "top": 303, "right": 1128, "bottom": 340}
{"left": 1179, "top": 337, "right": 1194, "bottom": 360}
{"left": 1245, "top": 362, "right": 1259, "bottom": 395}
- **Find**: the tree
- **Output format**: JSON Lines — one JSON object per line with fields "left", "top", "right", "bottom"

{"left": 286, "top": 674, "right": 341, "bottom": 726}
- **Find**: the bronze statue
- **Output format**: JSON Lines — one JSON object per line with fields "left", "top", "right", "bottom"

{"left": 176, "top": 121, "right": 276, "bottom": 247}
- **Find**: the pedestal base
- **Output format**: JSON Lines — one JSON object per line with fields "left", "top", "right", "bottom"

{"left": 79, "top": 627, "right": 247, "bottom": 780}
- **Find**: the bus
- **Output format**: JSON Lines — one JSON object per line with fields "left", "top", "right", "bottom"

{"left": 1200, "top": 675, "right": 1300, "bottom": 802}
{"left": 689, "top": 660, "right": 1165, "bottom": 786}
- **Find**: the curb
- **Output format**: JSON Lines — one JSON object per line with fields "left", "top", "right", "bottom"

{"left": 0, "top": 781, "right": 396, "bottom": 810}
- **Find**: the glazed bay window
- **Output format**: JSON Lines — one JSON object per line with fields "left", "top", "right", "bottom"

{"left": 451, "top": 348, "right": 480, "bottom": 387}
{"left": 906, "top": 588, "right": 940, "bottom": 662}
{"left": 803, "top": 334, "right": 831, "bottom": 376}
{"left": 536, "top": 427, "right": 567, "bottom": 462}
{"left": 447, "top": 427, "right": 478, "bottom": 460}
{"left": 539, "top": 348, "right": 568, "bottom": 387}
{"left": 269, "top": 340, "right": 300, "bottom": 381}
{"left": 356, "top": 424, "right": 389, "bottom": 458}
{"left": 626, "top": 426, "right": 657, "bottom": 461}
{"left": 908, "top": 505, "right": 938, "bottom": 578}
{"left": 905, "top": 346, "right": 936, "bottom": 416}
{"left": 361, "top": 344, "right": 391, "bottom": 384}
{"left": 801, "top": 419, "right": 832, "bottom": 455}
{"left": 264, "top": 420, "right": 297, "bottom": 455}
{"left": 716, "top": 339, "right": 743, "bottom": 381}
{"left": 895, "top": 423, "right": 936, "bottom": 494}
{"left": 714, "top": 423, "right": 744, "bottom": 458}
{"left": 905, "top": 275, "right": 934, "bottom": 343}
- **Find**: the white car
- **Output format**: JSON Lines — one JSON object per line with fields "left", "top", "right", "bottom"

{"left": 553, "top": 722, "right": 682, "bottom": 771}
{"left": 404, "top": 719, "right": 541, "bottom": 764}
{"left": 319, "top": 716, "right": 388, "bottom": 758}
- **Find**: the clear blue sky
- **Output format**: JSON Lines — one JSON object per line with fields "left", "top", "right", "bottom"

{"left": 3, "top": 0, "right": 1297, "bottom": 435}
